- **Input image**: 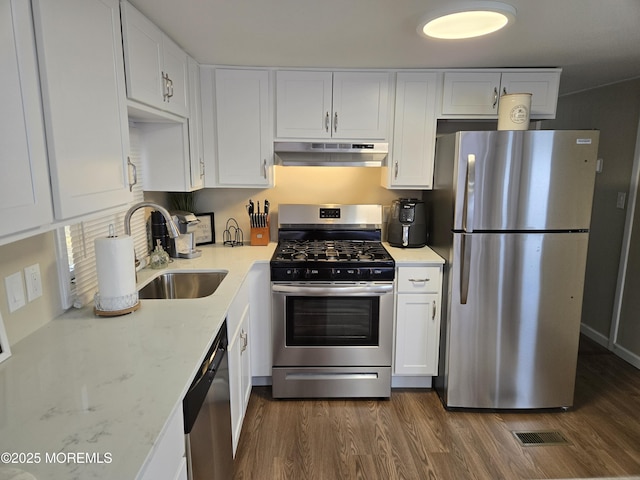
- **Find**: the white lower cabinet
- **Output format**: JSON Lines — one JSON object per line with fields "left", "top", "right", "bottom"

{"left": 227, "top": 276, "right": 252, "bottom": 456}
{"left": 138, "top": 403, "right": 187, "bottom": 480}
{"left": 248, "top": 263, "right": 272, "bottom": 379}
{"left": 394, "top": 265, "right": 442, "bottom": 376}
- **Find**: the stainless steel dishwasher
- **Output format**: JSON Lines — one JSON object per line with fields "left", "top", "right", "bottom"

{"left": 183, "top": 321, "right": 233, "bottom": 479}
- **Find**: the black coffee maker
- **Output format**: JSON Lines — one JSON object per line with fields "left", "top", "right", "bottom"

{"left": 150, "top": 210, "right": 176, "bottom": 257}
{"left": 387, "top": 198, "right": 427, "bottom": 248}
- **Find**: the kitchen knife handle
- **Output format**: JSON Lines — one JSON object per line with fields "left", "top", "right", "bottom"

{"left": 463, "top": 154, "right": 476, "bottom": 233}
{"left": 460, "top": 234, "right": 472, "bottom": 305}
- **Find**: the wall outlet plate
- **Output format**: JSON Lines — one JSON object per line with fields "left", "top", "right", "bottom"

{"left": 5, "top": 271, "right": 26, "bottom": 313}
{"left": 24, "top": 264, "right": 43, "bottom": 302}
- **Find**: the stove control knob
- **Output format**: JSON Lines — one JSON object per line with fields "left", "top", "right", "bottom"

{"left": 304, "top": 268, "right": 320, "bottom": 279}
{"left": 285, "top": 268, "right": 301, "bottom": 280}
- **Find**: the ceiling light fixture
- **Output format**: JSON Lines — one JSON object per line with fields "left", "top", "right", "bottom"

{"left": 418, "top": 1, "right": 516, "bottom": 40}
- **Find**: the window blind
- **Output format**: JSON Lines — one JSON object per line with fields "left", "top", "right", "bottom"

{"left": 60, "top": 126, "right": 149, "bottom": 308}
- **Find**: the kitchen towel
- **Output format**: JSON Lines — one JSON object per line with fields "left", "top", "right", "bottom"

{"left": 94, "top": 234, "right": 138, "bottom": 311}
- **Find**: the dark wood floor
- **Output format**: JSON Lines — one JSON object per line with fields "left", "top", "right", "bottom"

{"left": 233, "top": 337, "right": 640, "bottom": 480}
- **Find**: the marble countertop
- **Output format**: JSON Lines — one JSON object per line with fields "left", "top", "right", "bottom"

{"left": 0, "top": 242, "right": 442, "bottom": 480}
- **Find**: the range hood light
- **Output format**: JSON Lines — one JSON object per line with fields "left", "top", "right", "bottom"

{"left": 418, "top": 1, "right": 516, "bottom": 40}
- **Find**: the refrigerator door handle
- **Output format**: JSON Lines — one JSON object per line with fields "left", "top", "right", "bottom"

{"left": 460, "top": 234, "right": 472, "bottom": 304}
{"left": 463, "top": 154, "right": 476, "bottom": 233}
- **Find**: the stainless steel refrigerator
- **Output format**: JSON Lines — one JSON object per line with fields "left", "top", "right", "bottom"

{"left": 428, "top": 130, "right": 599, "bottom": 409}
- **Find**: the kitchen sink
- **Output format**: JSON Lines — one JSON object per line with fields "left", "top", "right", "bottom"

{"left": 138, "top": 271, "right": 228, "bottom": 299}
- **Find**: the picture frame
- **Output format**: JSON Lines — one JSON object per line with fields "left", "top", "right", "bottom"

{"left": 0, "top": 312, "right": 11, "bottom": 365}
{"left": 194, "top": 212, "right": 215, "bottom": 245}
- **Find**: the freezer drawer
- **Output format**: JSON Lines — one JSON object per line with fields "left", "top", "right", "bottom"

{"left": 441, "top": 232, "right": 589, "bottom": 409}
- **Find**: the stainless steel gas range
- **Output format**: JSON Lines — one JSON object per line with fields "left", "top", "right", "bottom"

{"left": 270, "top": 204, "right": 395, "bottom": 399}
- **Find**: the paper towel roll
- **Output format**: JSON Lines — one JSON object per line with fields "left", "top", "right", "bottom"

{"left": 94, "top": 235, "right": 137, "bottom": 311}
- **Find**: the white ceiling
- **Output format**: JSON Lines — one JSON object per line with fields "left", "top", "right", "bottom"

{"left": 128, "top": 0, "right": 640, "bottom": 95}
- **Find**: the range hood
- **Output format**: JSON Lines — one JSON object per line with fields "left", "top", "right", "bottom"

{"left": 274, "top": 142, "right": 388, "bottom": 167}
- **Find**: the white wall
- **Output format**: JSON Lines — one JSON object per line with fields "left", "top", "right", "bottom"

{"left": 544, "top": 78, "right": 640, "bottom": 350}
{"left": 0, "top": 231, "right": 64, "bottom": 346}
{"left": 147, "top": 166, "right": 422, "bottom": 244}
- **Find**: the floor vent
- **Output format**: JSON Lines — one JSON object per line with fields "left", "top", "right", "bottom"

{"left": 512, "top": 430, "right": 570, "bottom": 446}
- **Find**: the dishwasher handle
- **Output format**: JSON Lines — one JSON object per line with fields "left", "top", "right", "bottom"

{"left": 183, "top": 320, "right": 228, "bottom": 434}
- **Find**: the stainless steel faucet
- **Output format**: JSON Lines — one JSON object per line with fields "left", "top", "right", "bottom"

{"left": 124, "top": 201, "right": 180, "bottom": 238}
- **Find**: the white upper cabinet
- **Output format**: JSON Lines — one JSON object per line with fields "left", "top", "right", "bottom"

{"left": 440, "top": 69, "right": 561, "bottom": 118}
{"left": 276, "top": 70, "right": 390, "bottom": 140}
{"left": 121, "top": 1, "right": 189, "bottom": 117}
{"left": 0, "top": 0, "right": 53, "bottom": 240}
{"left": 32, "top": 0, "right": 132, "bottom": 220}
{"left": 187, "top": 56, "right": 205, "bottom": 190}
{"left": 202, "top": 68, "right": 273, "bottom": 187}
{"left": 383, "top": 72, "right": 438, "bottom": 189}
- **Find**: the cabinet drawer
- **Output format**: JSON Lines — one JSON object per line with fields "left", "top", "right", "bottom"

{"left": 397, "top": 266, "right": 441, "bottom": 293}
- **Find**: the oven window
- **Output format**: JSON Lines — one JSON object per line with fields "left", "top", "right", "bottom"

{"left": 285, "top": 296, "right": 380, "bottom": 346}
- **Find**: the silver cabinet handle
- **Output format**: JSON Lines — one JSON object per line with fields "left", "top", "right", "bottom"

{"left": 240, "top": 329, "right": 248, "bottom": 353}
{"left": 199, "top": 158, "right": 205, "bottom": 178}
{"left": 394, "top": 161, "right": 399, "bottom": 179}
{"left": 432, "top": 300, "right": 437, "bottom": 320}
{"left": 162, "top": 72, "right": 169, "bottom": 101}
{"left": 502, "top": 86, "right": 507, "bottom": 96}
{"left": 127, "top": 157, "right": 137, "bottom": 192}
{"left": 167, "top": 76, "right": 174, "bottom": 99}
{"left": 408, "top": 278, "right": 430, "bottom": 283}
{"left": 325, "top": 112, "right": 330, "bottom": 132}
{"left": 334, "top": 111, "right": 338, "bottom": 132}
{"left": 492, "top": 86, "right": 498, "bottom": 108}
{"left": 262, "top": 159, "right": 267, "bottom": 178}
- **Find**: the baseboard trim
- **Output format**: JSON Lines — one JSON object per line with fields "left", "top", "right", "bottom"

{"left": 612, "top": 343, "right": 640, "bottom": 369}
{"left": 580, "top": 323, "right": 610, "bottom": 348}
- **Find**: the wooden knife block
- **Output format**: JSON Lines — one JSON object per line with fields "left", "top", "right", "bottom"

{"left": 250, "top": 220, "right": 270, "bottom": 246}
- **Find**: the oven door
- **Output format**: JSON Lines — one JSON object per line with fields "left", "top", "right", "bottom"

{"left": 271, "top": 282, "right": 394, "bottom": 367}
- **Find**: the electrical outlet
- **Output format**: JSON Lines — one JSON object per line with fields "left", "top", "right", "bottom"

{"left": 5, "top": 271, "right": 26, "bottom": 313}
{"left": 24, "top": 263, "right": 43, "bottom": 302}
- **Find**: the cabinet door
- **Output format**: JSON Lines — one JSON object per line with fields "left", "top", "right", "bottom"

{"left": 441, "top": 72, "right": 501, "bottom": 116}
{"left": 395, "top": 293, "right": 440, "bottom": 376}
{"left": 138, "top": 403, "right": 185, "bottom": 480}
{"left": 0, "top": 0, "right": 52, "bottom": 238}
{"left": 32, "top": 0, "right": 132, "bottom": 219}
{"left": 500, "top": 71, "right": 560, "bottom": 117}
{"left": 276, "top": 70, "right": 332, "bottom": 139}
{"left": 121, "top": 1, "right": 164, "bottom": 110}
{"left": 385, "top": 72, "right": 437, "bottom": 189}
{"left": 215, "top": 69, "right": 272, "bottom": 186}
{"left": 332, "top": 72, "right": 389, "bottom": 139}
{"left": 249, "top": 263, "right": 272, "bottom": 378}
{"left": 188, "top": 57, "right": 205, "bottom": 189}
{"left": 162, "top": 35, "right": 189, "bottom": 117}
{"left": 228, "top": 303, "right": 251, "bottom": 456}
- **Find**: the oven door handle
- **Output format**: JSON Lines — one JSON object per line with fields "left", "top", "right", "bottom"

{"left": 271, "top": 284, "right": 393, "bottom": 296}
